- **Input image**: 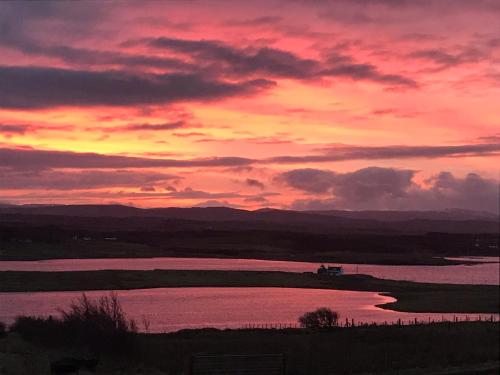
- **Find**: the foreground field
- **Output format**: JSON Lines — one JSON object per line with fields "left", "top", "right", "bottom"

{"left": 0, "top": 322, "right": 498, "bottom": 374}
{"left": 139, "top": 322, "right": 500, "bottom": 374}
{"left": 0, "top": 270, "right": 498, "bottom": 313}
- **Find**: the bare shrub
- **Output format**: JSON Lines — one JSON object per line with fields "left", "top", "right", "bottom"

{"left": 299, "top": 307, "right": 339, "bottom": 329}
{"left": 10, "top": 293, "right": 137, "bottom": 355}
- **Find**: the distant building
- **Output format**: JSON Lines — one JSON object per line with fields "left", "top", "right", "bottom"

{"left": 317, "top": 264, "right": 344, "bottom": 276}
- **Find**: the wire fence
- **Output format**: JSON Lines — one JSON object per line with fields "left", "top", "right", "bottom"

{"left": 240, "top": 314, "right": 498, "bottom": 330}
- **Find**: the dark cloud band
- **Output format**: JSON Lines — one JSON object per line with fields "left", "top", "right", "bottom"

{"left": 0, "top": 66, "right": 274, "bottom": 109}
{"left": 0, "top": 142, "right": 498, "bottom": 170}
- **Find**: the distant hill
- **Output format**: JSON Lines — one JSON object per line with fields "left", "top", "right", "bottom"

{"left": 0, "top": 204, "right": 497, "bottom": 234}
{"left": 306, "top": 209, "right": 498, "bottom": 222}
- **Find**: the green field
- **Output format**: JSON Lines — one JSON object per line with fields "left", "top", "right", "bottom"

{"left": 1, "top": 270, "right": 498, "bottom": 313}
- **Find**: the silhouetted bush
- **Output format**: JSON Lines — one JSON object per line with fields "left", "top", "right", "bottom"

{"left": 299, "top": 307, "right": 339, "bottom": 329}
{"left": 10, "top": 316, "right": 62, "bottom": 342}
{"left": 10, "top": 293, "right": 137, "bottom": 355}
{"left": 0, "top": 321, "right": 6, "bottom": 338}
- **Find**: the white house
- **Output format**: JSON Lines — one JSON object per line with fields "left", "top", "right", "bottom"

{"left": 317, "top": 264, "right": 344, "bottom": 276}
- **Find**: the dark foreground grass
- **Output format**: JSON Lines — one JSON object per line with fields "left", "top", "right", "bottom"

{"left": 1, "top": 321, "right": 498, "bottom": 374}
{"left": 0, "top": 270, "right": 498, "bottom": 313}
{"left": 117, "top": 322, "right": 500, "bottom": 374}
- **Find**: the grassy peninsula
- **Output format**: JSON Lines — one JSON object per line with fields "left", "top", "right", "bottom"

{"left": 0, "top": 270, "right": 498, "bottom": 313}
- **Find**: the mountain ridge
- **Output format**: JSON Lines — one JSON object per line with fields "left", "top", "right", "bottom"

{"left": 0, "top": 204, "right": 496, "bottom": 221}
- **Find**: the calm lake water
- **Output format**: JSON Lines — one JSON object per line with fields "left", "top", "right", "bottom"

{"left": 0, "top": 256, "right": 498, "bottom": 285}
{"left": 0, "top": 288, "right": 496, "bottom": 333}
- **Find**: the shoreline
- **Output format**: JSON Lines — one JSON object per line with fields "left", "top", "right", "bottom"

{"left": 0, "top": 252, "right": 490, "bottom": 266}
{"left": 3, "top": 239, "right": 497, "bottom": 266}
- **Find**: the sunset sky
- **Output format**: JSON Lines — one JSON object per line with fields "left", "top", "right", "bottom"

{"left": 0, "top": 0, "right": 499, "bottom": 212}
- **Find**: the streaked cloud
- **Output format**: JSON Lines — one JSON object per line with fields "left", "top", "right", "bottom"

{"left": 0, "top": 124, "right": 31, "bottom": 135}
{"left": 0, "top": 169, "right": 178, "bottom": 190}
{"left": 0, "top": 142, "right": 498, "bottom": 170}
{"left": 0, "top": 66, "right": 274, "bottom": 109}
{"left": 142, "top": 36, "right": 416, "bottom": 87}
{"left": 115, "top": 121, "right": 186, "bottom": 132}
{"left": 0, "top": 148, "right": 254, "bottom": 169}
{"left": 245, "top": 178, "right": 266, "bottom": 189}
